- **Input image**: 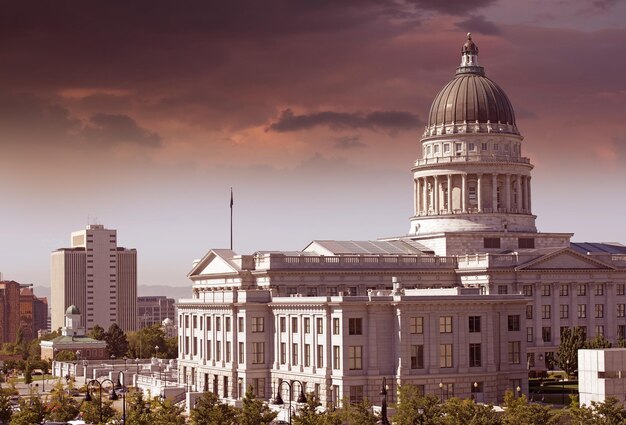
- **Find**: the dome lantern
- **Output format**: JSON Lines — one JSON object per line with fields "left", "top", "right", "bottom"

{"left": 457, "top": 32, "right": 484, "bottom": 76}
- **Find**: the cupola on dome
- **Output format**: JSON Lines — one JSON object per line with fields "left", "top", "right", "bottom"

{"left": 66, "top": 305, "right": 80, "bottom": 315}
{"left": 425, "top": 34, "right": 518, "bottom": 136}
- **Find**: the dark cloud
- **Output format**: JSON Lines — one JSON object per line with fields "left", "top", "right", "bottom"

{"left": 267, "top": 109, "right": 422, "bottom": 132}
{"left": 455, "top": 15, "right": 502, "bottom": 35}
{"left": 409, "top": 0, "right": 499, "bottom": 15}
{"left": 334, "top": 136, "right": 367, "bottom": 149}
{"left": 591, "top": 0, "right": 618, "bottom": 9}
{"left": 82, "top": 113, "right": 161, "bottom": 148}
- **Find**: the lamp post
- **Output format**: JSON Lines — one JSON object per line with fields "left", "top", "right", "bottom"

{"left": 111, "top": 354, "right": 116, "bottom": 367}
{"left": 439, "top": 382, "right": 444, "bottom": 403}
{"left": 417, "top": 407, "right": 425, "bottom": 425}
{"left": 123, "top": 356, "right": 127, "bottom": 371}
{"left": 272, "top": 380, "right": 307, "bottom": 425}
{"left": 114, "top": 371, "right": 127, "bottom": 424}
{"left": 562, "top": 359, "right": 569, "bottom": 405}
{"left": 135, "top": 358, "right": 140, "bottom": 374}
{"left": 472, "top": 382, "right": 478, "bottom": 402}
{"left": 516, "top": 386, "right": 521, "bottom": 398}
{"left": 85, "top": 378, "right": 118, "bottom": 424}
{"left": 379, "top": 377, "right": 390, "bottom": 425}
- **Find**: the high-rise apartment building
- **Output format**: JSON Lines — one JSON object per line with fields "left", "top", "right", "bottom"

{"left": 51, "top": 224, "right": 137, "bottom": 332}
{"left": 138, "top": 296, "right": 176, "bottom": 327}
{"left": 0, "top": 281, "right": 22, "bottom": 343}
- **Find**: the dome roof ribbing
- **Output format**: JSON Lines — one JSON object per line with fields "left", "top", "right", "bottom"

{"left": 425, "top": 34, "right": 519, "bottom": 136}
{"left": 66, "top": 305, "right": 80, "bottom": 315}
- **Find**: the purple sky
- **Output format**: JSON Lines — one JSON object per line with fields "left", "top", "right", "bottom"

{"left": 1, "top": 0, "right": 625, "bottom": 288}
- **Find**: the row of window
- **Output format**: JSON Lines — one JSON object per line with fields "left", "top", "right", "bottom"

{"left": 184, "top": 337, "right": 266, "bottom": 364}
{"left": 484, "top": 238, "right": 534, "bottom": 249}
{"left": 526, "top": 325, "right": 626, "bottom": 343}
{"left": 522, "top": 283, "right": 622, "bottom": 297}
{"left": 424, "top": 142, "right": 519, "bottom": 156}
{"left": 525, "top": 303, "right": 625, "bottom": 319}
{"left": 181, "top": 315, "right": 266, "bottom": 333}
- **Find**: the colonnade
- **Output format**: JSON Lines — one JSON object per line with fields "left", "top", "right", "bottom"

{"left": 413, "top": 173, "right": 531, "bottom": 215}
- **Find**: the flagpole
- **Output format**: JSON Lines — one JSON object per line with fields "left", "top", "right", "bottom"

{"left": 230, "top": 187, "right": 233, "bottom": 250}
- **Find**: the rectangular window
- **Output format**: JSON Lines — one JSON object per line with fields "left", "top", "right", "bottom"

{"left": 523, "top": 285, "right": 533, "bottom": 296}
{"left": 596, "top": 325, "right": 604, "bottom": 337}
{"left": 226, "top": 342, "right": 231, "bottom": 362}
{"left": 484, "top": 238, "right": 501, "bottom": 248}
{"left": 481, "top": 142, "right": 488, "bottom": 151}
{"left": 542, "top": 327, "right": 552, "bottom": 342}
{"left": 618, "top": 325, "right": 626, "bottom": 340}
{"left": 469, "top": 343, "right": 482, "bottom": 367}
{"left": 578, "top": 304, "right": 587, "bottom": 318}
{"left": 253, "top": 378, "right": 265, "bottom": 398}
{"left": 333, "top": 318, "right": 340, "bottom": 335}
{"left": 618, "top": 304, "right": 625, "bottom": 317}
{"left": 280, "top": 343, "right": 286, "bottom": 364}
{"left": 498, "top": 285, "right": 508, "bottom": 294}
{"left": 541, "top": 285, "right": 551, "bottom": 296}
{"left": 280, "top": 317, "right": 286, "bottom": 333}
{"left": 349, "top": 386, "right": 364, "bottom": 405}
{"left": 578, "top": 284, "right": 587, "bottom": 296}
{"left": 348, "top": 318, "right": 363, "bottom": 335}
{"left": 291, "top": 317, "right": 298, "bottom": 333}
{"left": 559, "top": 285, "right": 569, "bottom": 296}
{"left": 304, "top": 344, "right": 311, "bottom": 367}
{"left": 238, "top": 342, "right": 244, "bottom": 364}
{"left": 508, "top": 341, "right": 520, "bottom": 364}
{"left": 469, "top": 142, "right": 475, "bottom": 151}
{"left": 527, "top": 327, "right": 533, "bottom": 343}
{"left": 518, "top": 238, "right": 535, "bottom": 249}
{"left": 410, "top": 317, "right": 424, "bottom": 334}
{"left": 304, "top": 318, "right": 311, "bottom": 334}
{"left": 252, "top": 342, "right": 264, "bottom": 364}
{"left": 595, "top": 304, "right": 604, "bottom": 318}
{"left": 307, "top": 287, "right": 318, "bottom": 296}
{"left": 493, "top": 143, "right": 499, "bottom": 151}
{"left": 440, "top": 316, "right": 453, "bottom": 333}
{"left": 542, "top": 305, "right": 551, "bottom": 319}
{"left": 526, "top": 305, "right": 533, "bottom": 320}
{"left": 317, "top": 345, "right": 324, "bottom": 368}
{"left": 206, "top": 341, "right": 212, "bottom": 360}
{"left": 333, "top": 346, "right": 340, "bottom": 370}
{"left": 238, "top": 317, "right": 244, "bottom": 332}
{"left": 216, "top": 342, "right": 222, "bottom": 361}
{"left": 443, "top": 143, "right": 450, "bottom": 152}
{"left": 434, "top": 144, "right": 440, "bottom": 153}
{"left": 292, "top": 343, "right": 298, "bottom": 365}
{"left": 469, "top": 316, "right": 481, "bottom": 333}
{"left": 206, "top": 317, "right": 211, "bottom": 331}
{"left": 595, "top": 284, "right": 604, "bottom": 296}
{"left": 252, "top": 317, "right": 264, "bottom": 333}
{"left": 225, "top": 317, "right": 231, "bottom": 332}
{"left": 316, "top": 318, "right": 324, "bottom": 334}
{"left": 410, "top": 345, "right": 424, "bottom": 369}
{"left": 328, "top": 287, "right": 338, "bottom": 296}
{"left": 560, "top": 304, "right": 569, "bottom": 319}
{"left": 618, "top": 284, "right": 625, "bottom": 296}
{"left": 508, "top": 315, "right": 520, "bottom": 331}
{"left": 348, "top": 346, "right": 362, "bottom": 370}
{"left": 439, "top": 344, "right": 453, "bottom": 368}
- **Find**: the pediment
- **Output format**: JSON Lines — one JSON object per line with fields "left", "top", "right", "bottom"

{"left": 517, "top": 249, "right": 615, "bottom": 271}
{"left": 188, "top": 250, "right": 239, "bottom": 277}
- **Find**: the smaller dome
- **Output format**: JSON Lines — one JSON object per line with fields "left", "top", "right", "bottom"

{"left": 462, "top": 33, "right": 478, "bottom": 55}
{"left": 66, "top": 305, "right": 80, "bottom": 315}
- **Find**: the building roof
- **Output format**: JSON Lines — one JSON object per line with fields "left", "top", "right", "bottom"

{"left": 66, "top": 305, "right": 80, "bottom": 315}
{"left": 426, "top": 34, "right": 518, "bottom": 135}
{"left": 303, "top": 240, "right": 429, "bottom": 256}
{"left": 570, "top": 242, "right": 626, "bottom": 255}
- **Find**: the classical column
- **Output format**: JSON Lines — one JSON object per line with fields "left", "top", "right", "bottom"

{"left": 515, "top": 175, "right": 522, "bottom": 212}
{"left": 522, "top": 176, "right": 528, "bottom": 212}
{"left": 492, "top": 173, "right": 498, "bottom": 212}
{"left": 477, "top": 173, "right": 483, "bottom": 212}
{"left": 414, "top": 178, "right": 420, "bottom": 215}
{"left": 461, "top": 173, "right": 467, "bottom": 213}
{"left": 505, "top": 174, "right": 511, "bottom": 212}
{"left": 434, "top": 175, "right": 440, "bottom": 214}
{"left": 423, "top": 177, "right": 429, "bottom": 213}
{"left": 447, "top": 174, "right": 452, "bottom": 213}
{"left": 527, "top": 176, "right": 532, "bottom": 213}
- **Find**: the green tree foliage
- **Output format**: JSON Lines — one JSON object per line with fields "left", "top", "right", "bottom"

{"left": 81, "top": 393, "right": 117, "bottom": 425}
{"left": 0, "top": 392, "right": 13, "bottom": 424}
{"left": 393, "top": 384, "right": 443, "bottom": 425}
{"left": 557, "top": 327, "right": 585, "bottom": 378}
{"left": 127, "top": 324, "right": 176, "bottom": 359}
{"left": 292, "top": 393, "right": 342, "bottom": 425}
{"left": 501, "top": 390, "right": 556, "bottom": 425}
{"left": 44, "top": 381, "right": 81, "bottom": 422}
{"left": 10, "top": 389, "right": 45, "bottom": 425}
{"left": 342, "top": 398, "right": 379, "bottom": 425}
{"left": 55, "top": 349, "right": 78, "bottom": 361}
{"left": 105, "top": 323, "right": 129, "bottom": 358}
{"left": 89, "top": 324, "right": 106, "bottom": 341}
{"left": 565, "top": 395, "right": 626, "bottom": 425}
{"left": 124, "top": 390, "right": 153, "bottom": 425}
{"left": 150, "top": 397, "right": 187, "bottom": 425}
{"left": 189, "top": 391, "right": 237, "bottom": 425}
{"left": 238, "top": 385, "right": 277, "bottom": 425}
{"left": 23, "top": 362, "right": 32, "bottom": 384}
{"left": 585, "top": 334, "right": 613, "bottom": 349}
{"left": 441, "top": 398, "right": 501, "bottom": 425}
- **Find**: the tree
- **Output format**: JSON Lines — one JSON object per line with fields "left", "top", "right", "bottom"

{"left": 127, "top": 324, "right": 168, "bottom": 359}
{"left": 556, "top": 327, "right": 585, "bottom": 378}
{"left": 150, "top": 397, "right": 186, "bottom": 425}
{"left": 23, "top": 362, "right": 32, "bottom": 384}
{"left": 44, "top": 381, "right": 81, "bottom": 422}
{"left": 239, "top": 385, "right": 277, "bottom": 425}
{"left": 189, "top": 391, "right": 237, "bottom": 425}
{"left": 81, "top": 393, "right": 117, "bottom": 425}
{"left": 55, "top": 350, "right": 78, "bottom": 361}
{"left": 124, "top": 391, "right": 153, "bottom": 425}
{"left": 501, "top": 390, "right": 556, "bottom": 425}
{"left": 292, "top": 394, "right": 341, "bottom": 425}
{"left": 343, "top": 399, "right": 378, "bottom": 425}
{"left": 566, "top": 395, "right": 625, "bottom": 425}
{"left": 89, "top": 324, "right": 106, "bottom": 341}
{"left": 10, "top": 390, "right": 45, "bottom": 425}
{"left": 585, "top": 334, "right": 612, "bottom": 349}
{"left": 441, "top": 398, "right": 501, "bottom": 425}
{"left": 105, "top": 323, "right": 129, "bottom": 358}
{"left": 393, "top": 384, "right": 443, "bottom": 425}
{"left": 0, "top": 392, "right": 13, "bottom": 424}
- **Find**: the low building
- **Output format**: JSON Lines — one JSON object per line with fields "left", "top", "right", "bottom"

{"left": 579, "top": 348, "right": 626, "bottom": 408}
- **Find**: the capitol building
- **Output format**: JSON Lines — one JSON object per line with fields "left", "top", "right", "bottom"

{"left": 176, "top": 34, "right": 626, "bottom": 406}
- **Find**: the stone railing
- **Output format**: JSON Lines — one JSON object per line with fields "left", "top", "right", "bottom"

{"left": 457, "top": 253, "right": 535, "bottom": 268}
{"left": 414, "top": 154, "right": 530, "bottom": 166}
{"left": 255, "top": 254, "right": 457, "bottom": 270}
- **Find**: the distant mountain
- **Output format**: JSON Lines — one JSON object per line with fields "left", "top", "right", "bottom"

{"left": 33, "top": 284, "right": 192, "bottom": 302}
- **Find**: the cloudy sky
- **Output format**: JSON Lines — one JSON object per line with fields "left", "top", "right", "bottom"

{"left": 1, "top": 0, "right": 625, "bottom": 288}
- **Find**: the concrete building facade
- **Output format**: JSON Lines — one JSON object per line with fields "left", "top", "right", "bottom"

{"left": 51, "top": 224, "right": 137, "bottom": 332}
{"left": 176, "top": 34, "right": 626, "bottom": 407}
{"left": 138, "top": 296, "right": 176, "bottom": 328}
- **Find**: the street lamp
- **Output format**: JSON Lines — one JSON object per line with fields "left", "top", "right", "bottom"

{"left": 516, "top": 386, "right": 522, "bottom": 398}
{"left": 123, "top": 356, "right": 128, "bottom": 371}
{"left": 272, "top": 380, "right": 307, "bottom": 425}
{"left": 85, "top": 378, "right": 118, "bottom": 424}
{"left": 114, "top": 371, "right": 127, "bottom": 424}
{"left": 417, "top": 407, "right": 425, "bottom": 425}
{"left": 111, "top": 354, "right": 116, "bottom": 367}
{"left": 135, "top": 358, "right": 140, "bottom": 374}
{"left": 439, "top": 382, "right": 444, "bottom": 403}
{"left": 472, "top": 382, "right": 478, "bottom": 402}
{"left": 562, "top": 359, "right": 570, "bottom": 405}
{"left": 379, "top": 377, "right": 390, "bottom": 425}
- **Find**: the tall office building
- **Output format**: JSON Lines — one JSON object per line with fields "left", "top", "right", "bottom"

{"left": 51, "top": 224, "right": 137, "bottom": 332}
